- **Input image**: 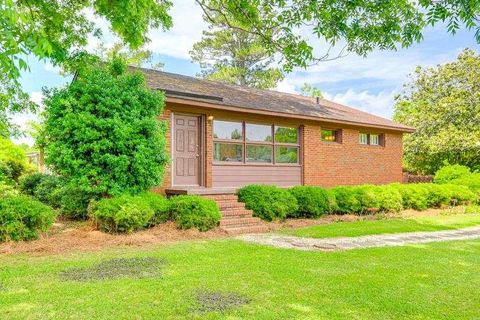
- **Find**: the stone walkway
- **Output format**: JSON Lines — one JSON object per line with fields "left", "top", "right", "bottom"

{"left": 237, "top": 226, "right": 480, "bottom": 251}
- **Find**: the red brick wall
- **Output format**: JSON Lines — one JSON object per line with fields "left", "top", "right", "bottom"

{"left": 151, "top": 109, "right": 171, "bottom": 194}
{"left": 303, "top": 124, "right": 404, "bottom": 187}
{"left": 155, "top": 103, "right": 405, "bottom": 193}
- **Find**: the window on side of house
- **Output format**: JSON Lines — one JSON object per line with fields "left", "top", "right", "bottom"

{"left": 321, "top": 129, "right": 340, "bottom": 142}
{"left": 274, "top": 126, "right": 299, "bottom": 164}
{"left": 359, "top": 133, "right": 384, "bottom": 146}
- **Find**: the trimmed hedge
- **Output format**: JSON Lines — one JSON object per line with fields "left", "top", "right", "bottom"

{"left": 89, "top": 195, "right": 154, "bottom": 234}
{"left": 289, "top": 186, "right": 336, "bottom": 218}
{"left": 237, "top": 185, "right": 298, "bottom": 221}
{"left": 169, "top": 195, "right": 221, "bottom": 231}
{"left": 0, "top": 196, "right": 56, "bottom": 242}
{"left": 138, "top": 192, "right": 170, "bottom": 225}
{"left": 55, "top": 185, "right": 99, "bottom": 220}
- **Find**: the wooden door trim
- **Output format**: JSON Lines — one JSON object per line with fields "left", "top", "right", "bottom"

{"left": 171, "top": 112, "right": 204, "bottom": 187}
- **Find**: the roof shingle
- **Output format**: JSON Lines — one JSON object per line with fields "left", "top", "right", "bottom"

{"left": 139, "top": 68, "right": 413, "bottom": 132}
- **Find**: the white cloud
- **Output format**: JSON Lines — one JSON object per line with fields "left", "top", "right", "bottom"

{"left": 30, "top": 91, "right": 44, "bottom": 106}
{"left": 274, "top": 79, "right": 297, "bottom": 94}
{"left": 323, "top": 89, "right": 397, "bottom": 119}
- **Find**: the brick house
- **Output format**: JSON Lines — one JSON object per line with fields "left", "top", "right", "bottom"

{"left": 142, "top": 69, "right": 414, "bottom": 232}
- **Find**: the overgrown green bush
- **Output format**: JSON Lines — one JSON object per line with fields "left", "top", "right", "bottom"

{"left": 0, "top": 196, "right": 56, "bottom": 242}
{"left": 434, "top": 164, "right": 471, "bottom": 184}
{"left": 449, "top": 173, "right": 480, "bottom": 194}
{"left": 19, "top": 173, "right": 49, "bottom": 196}
{"left": 289, "top": 186, "right": 335, "bottom": 218}
{"left": 237, "top": 185, "right": 298, "bottom": 221}
{"left": 0, "top": 182, "right": 18, "bottom": 197}
{"left": 42, "top": 59, "right": 168, "bottom": 197}
{"left": 89, "top": 195, "right": 154, "bottom": 233}
{"left": 56, "top": 185, "right": 99, "bottom": 219}
{"left": 0, "top": 138, "right": 32, "bottom": 183}
{"left": 33, "top": 175, "right": 64, "bottom": 207}
{"left": 169, "top": 195, "right": 221, "bottom": 231}
{"left": 137, "top": 192, "right": 170, "bottom": 225}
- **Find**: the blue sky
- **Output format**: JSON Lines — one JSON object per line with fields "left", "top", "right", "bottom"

{"left": 13, "top": 0, "right": 479, "bottom": 144}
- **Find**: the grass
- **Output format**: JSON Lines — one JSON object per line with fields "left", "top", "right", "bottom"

{"left": 280, "top": 213, "right": 480, "bottom": 239}
{"left": 1, "top": 238, "right": 480, "bottom": 319}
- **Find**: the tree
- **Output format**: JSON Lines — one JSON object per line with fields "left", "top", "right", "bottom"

{"left": 1, "top": 0, "right": 173, "bottom": 136}
{"left": 394, "top": 49, "right": 480, "bottom": 174}
{"left": 196, "top": 0, "right": 480, "bottom": 71}
{"left": 190, "top": 8, "right": 283, "bottom": 89}
{"left": 41, "top": 59, "right": 168, "bottom": 196}
{"left": 96, "top": 42, "right": 164, "bottom": 70}
{"left": 300, "top": 83, "right": 323, "bottom": 98}
{"left": 0, "top": 138, "right": 32, "bottom": 183}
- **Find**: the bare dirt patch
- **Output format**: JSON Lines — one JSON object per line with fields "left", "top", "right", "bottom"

{"left": 194, "top": 291, "right": 250, "bottom": 313}
{"left": 59, "top": 257, "right": 167, "bottom": 282}
{"left": 0, "top": 221, "right": 228, "bottom": 256}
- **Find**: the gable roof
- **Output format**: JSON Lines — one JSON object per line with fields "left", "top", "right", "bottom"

{"left": 139, "top": 68, "right": 414, "bottom": 133}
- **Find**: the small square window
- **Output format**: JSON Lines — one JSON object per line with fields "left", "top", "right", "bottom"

{"left": 370, "top": 134, "right": 380, "bottom": 146}
{"left": 359, "top": 133, "right": 368, "bottom": 145}
{"left": 321, "top": 129, "right": 339, "bottom": 142}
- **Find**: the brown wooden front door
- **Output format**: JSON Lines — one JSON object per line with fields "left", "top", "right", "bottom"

{"left": 173, "top": 114, "right": 201, "bottom": 186}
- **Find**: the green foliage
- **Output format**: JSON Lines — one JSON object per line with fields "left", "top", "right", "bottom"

{"left": 90, "top": 195, "right": 154, "bottom": 234}
{"left": 42, "top": 59, "right": 168, "bottom": 197}
{"left": 0, "top": 0, "right": 173, "bottom": 136}
{"left": 367, "top": 185, "right": 404, "bottom": 213}
{"left": 190, "top": 7, "right": 283, "bottom": 89}
{"left": 0, "top": 138, "right": 32, "bottom": 183}
{"left": 33, "top": 175, "right": 64, "bottom": 208}
{"left": 19, "top": 173, "right": 48, "bottom": 196}
{"left": 169, "top": 195, "right": 221, "bottom": 231}
{"left": 197, "top": 1, "right": 480, "bottom": 71}
{"left": 394, "top": 49, "right": 480, "bottom": 174}
{"left": 448, "top": 173, "right": 480, "bottom": 194}
{"left": 300, "top": 83, "right": 323, "bottom": 98}
{"left": 391, "top": 184, "right": 430, "bottom": 210}
{"left": 137, "top": 192, "right": 170, "bottom": 224}
{"left": 331, "top": 186, "right": 363, "bottom": 214}
{"left": 0, "top": 182, "right": 18, "bottom": 198}
{"left": 289, "top": 186, "right": 334, "bottom": 218}
{"left": 56, "top": 185, "right": 99, "bottom": 220}
{"left": 0, "top": 196, "right": 56, "bottom": 242}
{"left": 434, "top": 164, "right": 472, "bottom": 184}
{"left": 237, "top": 185, "right": 298, "bottom": 221}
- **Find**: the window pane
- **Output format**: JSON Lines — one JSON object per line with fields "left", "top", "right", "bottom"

{"left": 370, "top": 134, "right": 380, "bottom": 145}
{"left": 246, "top": 145, "right": 272, "bottom": 163}
{"left": 213, "top": 143, "right": 243, "bottom": 162}
{"left": 213, "top": 120, "right": 243, "bottom": 140}
{"left": 275, "top": 126, "right": 298, "bottom": 143}
{"left": 275, "top": 146, "right": 298, "bottom": 164}
{"left": 359, "top": 133, "right": 368, "bottom": 144}
{"left": 321, "top": 129, "right": 337, "bottom": 142}
{"left": 246, "top": 123, "right": 272, "bottom": 142}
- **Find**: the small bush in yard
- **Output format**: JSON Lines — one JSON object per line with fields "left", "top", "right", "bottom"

{"left": 19, "top": 173, "right": 49, "bottom": 196}
{"left": 434, "top": 164, "right": 471, "bottom": 184}
{"left": 332, "top": 186, "right": 363, "bottom": 214}
{"left": 289, "top": 186, "right": 334, "bottom": 218}
{"left": 237, "top": 185, "right": 298, "bottom": 221}
{"left": 138, "top": 192, "right": 170, "bottom": 225}
{"left": 368, "top": 185, "right": 403, "bottom": 212}
{"left": 55, "top": 185, "right": 99, "bottom": 220}
{"left": 391, "top": 184, "right": 430, "bottom": 210}
{"left": 0, "top": 182, "right": 18, "bottom": 197}
{"left": 33, "top": 175, "right": 64, "bottom": 207}
{"left": 90, "top": 195, "right": 154, "bottom": 233}
{"left": 0, "top": 196, "right": 56, "bottom": 242}
{"left": 169, "top": 195, "right": 221, "bottom": 231}
{"left": 449, "top": 173, "right": 480, "bottom": 194}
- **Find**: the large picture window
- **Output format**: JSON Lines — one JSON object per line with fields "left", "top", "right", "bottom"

{"left": 212, "top": 120, "right": 300, "bottom": 165}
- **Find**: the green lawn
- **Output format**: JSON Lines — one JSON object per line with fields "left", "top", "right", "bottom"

{"left": 280, "top": 213, "right": 480, "bottom": 239}
{"left": 1, "top": 238, "right": 480, "bottom": 319}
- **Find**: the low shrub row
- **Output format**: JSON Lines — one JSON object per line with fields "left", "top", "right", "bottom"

{"left": 89, "top": 193, "right": 221, "bottom": 233}
{"left": 237, "top": 181, "right": 478, "bottom": 221}
{"left": 0, "top": 196, "right": 56, "bottom": 242}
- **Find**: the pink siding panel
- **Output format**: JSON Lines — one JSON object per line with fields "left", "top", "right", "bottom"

{"left": 212, "top": 165, "right": 301, "bottom": 188}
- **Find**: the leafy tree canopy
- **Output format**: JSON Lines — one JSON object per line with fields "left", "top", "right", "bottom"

{"left": 196, "top": 0, "right": 480, "bottom": 71}
{"left": 394, "top": 48, "right": 480, "bottom": 174}
{"left": 190, "top": 7, "right": 283, "bottom": 89}
{"left": 41, "top": 58, "right": 168, "bottom": 196}
{"left": 1, "top": 0, "right": 172, "bottom": 136}
{"left": 300, "top": 83, "right": 323, "bottom": 98}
